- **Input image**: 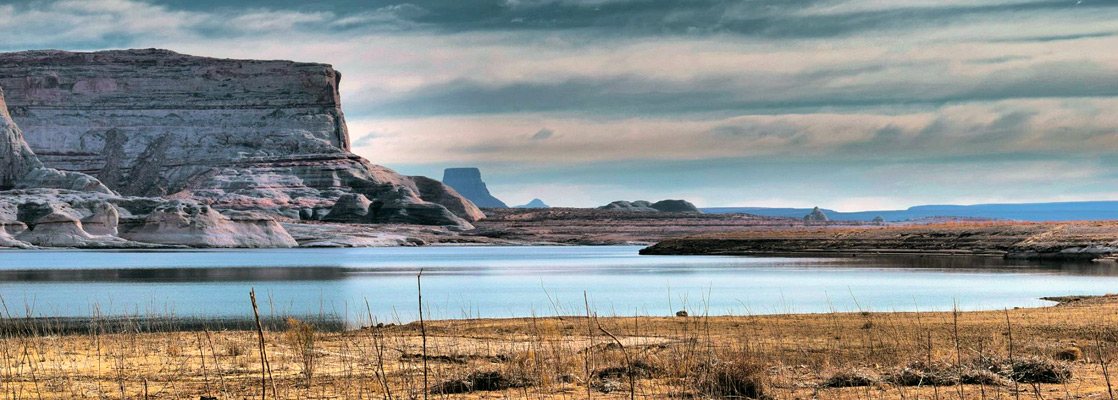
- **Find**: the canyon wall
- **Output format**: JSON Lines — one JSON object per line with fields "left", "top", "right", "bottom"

{"left": 1, "top": 85, "right": 297, "bottom": 248}
{"left": 0, "top": 49, "right": 482, "bottom": 226}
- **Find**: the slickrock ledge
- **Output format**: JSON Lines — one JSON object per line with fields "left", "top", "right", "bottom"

{"left": 0, "top": 49, "right": 482, "bottom": 227}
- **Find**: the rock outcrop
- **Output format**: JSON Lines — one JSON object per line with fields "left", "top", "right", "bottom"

{"left": 648, "top": 200, "right": 701, "bottom": 213}
{"left": 600, "top": 201, "right": 659, "bottom": 212}
{"left": 0, "top": 49, "right": 481, "bottom": 226}
{"left": 514, "top": 199, "right": 550, "bottom": 208}
{"left": 119, "top": 202, "right": 297, "bottom": 247}
{"left": 0, "top": 86, "right": 39, "bottom": 189}
{"left": 804, "top": 207, "right": 829, "bottom": 222}
{"left": 442, "top": 168, "right": 508, "bottom": 208}
{"left": 0, "top": 189, "right": 298, "bottom": 248}
{"left": 599, "top": 200, "right": 702, "bottom": 213}
{"left": 0, "top": 84, "right": 297, "bottom": 248}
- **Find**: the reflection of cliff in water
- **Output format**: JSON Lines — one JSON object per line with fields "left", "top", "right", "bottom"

{"left": 0, "top": 267, "right": 349, "bottom": 282}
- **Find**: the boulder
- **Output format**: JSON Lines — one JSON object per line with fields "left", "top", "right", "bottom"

{"left": 13, "top": 200, "right": 129, "bottom": 247}
{"left": 366, "top": 187, "right": 474, "bottom": 230}
{"left": 322, "top": 193, "right": 373, "bottom": 222}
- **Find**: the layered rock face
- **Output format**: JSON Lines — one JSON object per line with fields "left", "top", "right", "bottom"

{"left": 442, "top": 167, "right": 508, "bottom": 208}
{"left": 0, "top": 49, "right": 482, "bottom": 226}
{"left": 0, "top": 86, "right": 39, "bottom": 189}
{"left": 0, "top": 85, "right": 296, "bottom": 248}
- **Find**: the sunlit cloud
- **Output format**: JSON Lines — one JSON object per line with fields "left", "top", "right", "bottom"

{"left": 1, "top": 0, "right": 1116, "bottom": 208}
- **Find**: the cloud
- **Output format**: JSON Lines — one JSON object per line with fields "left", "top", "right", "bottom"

{"left": 228, "top": 10, "right": 333, "bottom": 32}
{"left": 351, "top": 132, "right": 381, "bottom": 147}
{"left": 530, "top": 128, "right": 555, "bottom": 140}
{"left": 330, "top": 4, "right": 429, "bottom": 30}
{"left": 348, "top": 98, "right": 1118, "bottom": 165}
{"left": 3, "top": 0, "right": 1117, "bottom": 207}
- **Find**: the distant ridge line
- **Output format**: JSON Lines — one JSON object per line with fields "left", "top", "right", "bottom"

{"left": 702, "top": 200, "right": 1118, "bottom": 222}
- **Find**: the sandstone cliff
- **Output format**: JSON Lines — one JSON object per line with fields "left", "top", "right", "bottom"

{"left": 0, "top": 49, "right": 482, "bottom": 226}
{"left": 1, "top": 85, "right": 296, "bottom": 248}
{"left": 0, "top": 86, "right": 41, "bottom": 189}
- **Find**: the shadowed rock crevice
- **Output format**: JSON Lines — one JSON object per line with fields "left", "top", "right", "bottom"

{"left": 95, "top": 128, "right": 127, "bottom": 188}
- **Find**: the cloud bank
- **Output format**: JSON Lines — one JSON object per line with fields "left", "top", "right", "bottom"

{"left": 1, "top": 0, "right": 1115, "bottom": 209}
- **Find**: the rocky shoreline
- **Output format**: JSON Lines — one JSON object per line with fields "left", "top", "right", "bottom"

{"left": 639, "top": 221, "right": 1118, "bottom": 261}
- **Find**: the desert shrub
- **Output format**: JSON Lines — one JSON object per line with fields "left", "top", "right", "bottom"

{"left": 224, "top": 341, "right": 245, "bottom": 357}
{"left": 1055, "top": 346, "right": 1083, "bottom": 362}
{"left": 284, "top": 318, "right": 317, "bottom": 383}
{"left": 1009, "top": 357, "right": 1072, "bottom": 383}
{"left": 431, "top": 370, "right": 534, "bottom": 394}
{"left": 594, "top": 358, "right": 658, "bottom": 380}
{"left": 886, "top": 361, "right": 958, "bottom": 386}
{"left": 696, "top": 352, "right": 767, "bottom": 399}
{"left": 821, "top": 369, "right": 879, "bottom": 388}
{"left": 958, "top": 368, "right": 1008, "bottom": 386}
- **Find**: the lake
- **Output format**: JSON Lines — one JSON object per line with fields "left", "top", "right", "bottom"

{"left": 1, "top": 246, "right": 1117, "bottom": 322}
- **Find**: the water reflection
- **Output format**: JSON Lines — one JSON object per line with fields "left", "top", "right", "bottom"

{"left": 0, "top": 246, "right": 1116, "bottom": 319}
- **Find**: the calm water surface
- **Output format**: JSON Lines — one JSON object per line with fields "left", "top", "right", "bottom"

{"left": 1, "top": 246, "right": 1117, "bottom": 321}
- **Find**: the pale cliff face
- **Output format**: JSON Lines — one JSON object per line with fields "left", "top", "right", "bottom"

{"left": 0, "top": 49, "right": 349, "bottom": 183}
{"left": 0, "top": 49, "right": 483, "bottom": 225}
{"left": 0, "top": 86, "right": 43, "bottom": 189}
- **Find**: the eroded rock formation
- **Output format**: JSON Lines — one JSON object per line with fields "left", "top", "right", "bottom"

{"left": 442, "top": 168, "right": 508, "bottom": 208}
{"left": 0, "top": 85, "right": 297, "bottom": 248}
{"left": 599, "top": 200, "right": 701, "bottom": 213}
{"left": 0, "top": 87, "right": 39, "bottom": 189}
{"left": 0, "top": 49, "right": 482, "bottom": 226}
{"left": 804, "top": 207, "right": 829, "bottom": 222}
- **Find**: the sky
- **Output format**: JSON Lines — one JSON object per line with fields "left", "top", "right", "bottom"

{"left": 1, "top": 0, "right": 1116, "bottom": 210}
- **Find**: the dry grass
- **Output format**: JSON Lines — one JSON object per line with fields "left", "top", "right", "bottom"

{"left": 3, "top": 294, "right": 1118, "bottom": 399}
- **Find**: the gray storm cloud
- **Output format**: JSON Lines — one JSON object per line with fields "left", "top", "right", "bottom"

{"left": 1, "top": 0, "right": 1116, "bottom": 208}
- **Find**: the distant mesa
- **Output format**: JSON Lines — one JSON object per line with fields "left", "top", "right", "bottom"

{"left": 599, "top": 200, "right": 701, "bottom": 213}
{"left": 442, "top": 167, "right": 508, "bottom": 208}
{"left": 514, "top": 198, "right": 550, "bottom": 208}
{"left": 650, "top": 199, "right": 702, "bottom": 213}
{"left": 702, "top": 201, "right": 1118, "bottom": 222}
{"left": 804, "top": 207, "right": 829, "bottom": 222}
